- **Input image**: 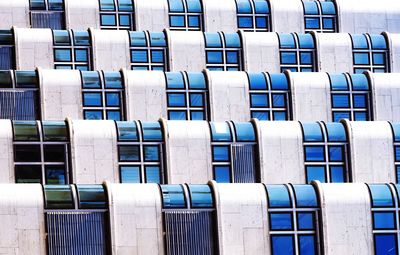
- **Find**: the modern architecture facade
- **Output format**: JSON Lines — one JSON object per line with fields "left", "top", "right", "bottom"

{"left": 0, "top": 0, "right": 400, "bottom": 254}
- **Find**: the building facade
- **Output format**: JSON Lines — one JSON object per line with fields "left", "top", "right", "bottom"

{"left": 0, "top": 0, "right": 399, "bottom": 254}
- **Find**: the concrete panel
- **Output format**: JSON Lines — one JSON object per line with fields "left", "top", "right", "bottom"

{"left": 0, "top": 0, "right": 29, "bottom": 29}
{"left": 335, "top": 0, "right": 400, "bottom": 33}
{"left": 165, "top": 121, "right": 213, "bottom": 184}
{"left": 125, "top": 70, "right": 167, "bottom": 121}
{"left": 242, "top": 32, "right": 280, "bottom": 72}
{"left": 269, "top": 0, "right": 304, "bottom": 33}
{"left": 202, "top": 0, "right": 237, "bottom": 32}
{"left": 168, "top": 31, "right": 206, "bottom": 71}
{"left": 255, "top": 120, "right": 305, "bottom": 184}
{"left": 0, "top": 120, "right": 14, "bottom": 184}
{"left": 70, "top": 120, "right": 119, "bottom": 184}
{"left": 91, "top": 29, "right": 130, "bottom": 71}
{"left": 214, "top": 183, "right": 269, "bottom": 255}
{"left": 369, "top": 72, "right": 400, "bottom": 122}
{"left": 315, "top": 33, "right": 353, "bottom": 73}
{"left": 106, "top": 183, "right": 164, "bottom": 255}
{"left": 207, "top": 71, "right": 250, "bottom": 121}
{"left": 65, "top": 0, "right": 99, "bottom": 29}
{"left": 316, "top": 182, "right": 373, "bottom": 255}
{"left": 0, "top": 184, "right": 46, "bottom": 254}
{"left": 386, "top": 33, "right": 400, "bottom": 73}
{"left": 289, "top": 72, "right": 332, "bottom": 121}
{"left": 135, "top": 0, "right": 169, "bottom": 31}
{"left": 39, "top": 69, "right": 83, "bottom": 120}
{"left": 15, "top": 28, "right": 54, "bottom": 70}
{"left": 345, "top": 120, "right": 395, "bottom": 183}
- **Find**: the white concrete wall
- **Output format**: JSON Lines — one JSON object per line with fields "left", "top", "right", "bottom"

{"left": 165, "top": 121, "right": 213, "bottom": 183}
{"left": 255, "top": 120, "right": 305, "bottom": 183}
{"left": 289, "top": 72, "right": 332, "bottom": 121}
{"left": 125, "top": 70, "right": 167, "bottom": 121}
{"left": 335, "top": 0, "right": 400, "bottom": 33}
{"left": 0, "top": 184, "right": 46, "bottom": 254}
{"left": 315, "top": 33, "right": 353, "bottom": 73}
{"left": 91, "top": 29, "right": 130, "bottom": 71}
{"left": 369, "top": 72, "right": 400, "bottom": 122}
{"left": 316, "top": 182, "right": 373, "bottom": 255}
{"left": 344, "top": 120, "right": 395, "bottom": 183}
{"left": 0, "top": 0, "right": 29, "bottom": 29}
{"left": 15, "top": 28, "right": 54, "bottom": 69}
{"left": 269, "top": 0, "right": 304, "bottom": 33}
{"left": 65, "top": 0, "right": 99, "bottom": 29}
{"left": 106, "top": 183, "right": 164, "bottom": 255}
{"left": 202, "top": 0, "right": 237, "bottom": 32}
{"left": 387, "top": 33, "right": 400, "bottom": 73}
{"left": 207, "top": 71, "right": 250, "bottom": 121}
{"left": 70, "top": 120, "right": 119, "bottom": 184}
{"left": 39, "top": 69, "right": 83, "bottom": 120}
{"left": 242, "top": 32, "right": 280, "bottom": 72}
{"left": 0, "top": 120, "right": 14, "bottom": 184}
{"left": 168, "top": 31, "right": 206, "bottom": 71}
{"left": 135, "top": 0, "right": 169, "bottom": 31}
{"left": 213, "top": 183, "right": 269, "bottom": 255}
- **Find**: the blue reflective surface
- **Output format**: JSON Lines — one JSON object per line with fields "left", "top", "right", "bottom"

{"left": 326, "top": 123, "right": 347, "bottom": 142}
{"left": 266, "top": 185, "right": 291, "bottom": 208}
{"left": 373, "top": 212, "right": 395, "bottom": 229}
{"left": 279, "top": 34, "right": 295, "bottom": 48}
{"left": 302, "top": 122, "right": 323, "bottom": 142}
{"left": 306, "top": 166, "right": 326, "bottom": 183}
{"left": 214, "top": 166, "right": 231, "bottom": 183}
{"left": 188, "top": 184, "right": 214, "bottom": 208}
{"left": 210, "top": 122, "right": 232, "bottom": 142}
{"left": 161, "top": 185, "right": 186, "bottom": 208}
{"left": 187, "top": 72, "right": 206, "bottom": 89}
{"left": 298, "top": 212, "right": 314, "bottom": 230}
{"left": 329, "top": 146, "right": 343, "bottom": 161}
{"left": 141, "top": 122, "right": 163, "bottom": 141}
{"left": 369, "top": 184, "right": 394, "bottom": 207}
{"left": 351, "top": 34, "right": 368, "bottom": 49}
{"left": 305, "top": 146, "right": 324, "bottom": 161}
{"left": 249, "top": 73, "right": 267, "bottom": 90}
{"left": 120, "top": 166, "right": 141, "bottom": 183}
{"left": 299, "top": 235, "right": 316, "bottom": 255}
{"left": 270, "top": 213, "right": 293, "bottom": 230}
{"left": 213, "top": 146, "right": 229, "bottom": 161}
{"left": 234, "top": 122, "right": 256, "bottom": 141}
{"left": 145, "top": 166, "right": 160, "bottom": 183}
{"left": 292, "top": 185, "right": 318, "bottom": 207}
{"left": 205, "top": 33, "right": 222, "bottom": 47}
{"left": 271, "top": 235, "right": 294, "bottom": 255}
{"left": 116, "top": 121, "right": 138, "bottom": 141}
{"left": 375, "top": 234, "right": 397, "bottom": 255}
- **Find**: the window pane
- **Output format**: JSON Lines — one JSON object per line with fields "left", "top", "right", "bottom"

{"left": 270, "top": 213, "right": 293, "bottom": 230}
{"left": 15, "top": 165, "right": 42, "bottom": 183}
{"left": 189, "top": 93, "right": 204, "bottom": 107}
{"left": 299, "top": 235, "right": 316, "bottom": 255}
{"left": 42, "top": 121, "right": 68, "bottom": 141}
{"left": 83, "top": 93, "right": 102, "bottom": 106}
{"left": 325, "top": 123, "right": 346, "bottom": 142}
{"left": 45, "top": 165, "right": 66, "bottom": 185}
{"left": 266, "top": 185, "right": 291, "bottom": 208}
{"left": 166, "top": 72, "right": 185, "bottom": 89}
{"left": 303, "top": 1, "right": 318, "bottom": 14}
{"left": 15, "top": 144, "right": 41, "bottom": 162}
{"left": 306, "top": 18, "right": 320, "bottom": 29}
{"left": 369, "top": 184, "right": 394, "bottom": 207}
{"left": 329, "top": 146, "right": 343, "bottom": 162}
{"left": 330, "top": 166, "right": 345, "bottom": 183}
{"left": 280, "top": 52, "right": 296, "bottom": 64}
{"left": 351, "top": 34, "right": 368, "bottom": 49}
{"left": 373, "top": 212, "right": 395, "bottom": 229}
{"left": 298, "top": 34, "right": 314, "bottom": 49}
{"left": 354, "top": 53, "right": 369, "bottom": 65}
{"left": 168, "top": 93, "right": 186, "bottom": 107}
{"left": 298, "top": 212, "right": 314, "bottom": 230}
{"left": 210, "top": 122, "right": 232, "bottom": 142}
{"left": 248, "top": 73, "right": 267, "bottom": 90}
{"left": 120, "top": 166, "right": 141, "bottom": 183}
{"left": 214, "top": 166, "right": 231, "bottom": 183}
{"left": 292, "top": 185, "right": 318, "bottom": 207}
{"left": 169, "top": 111, "right": 187, "bottom": 120}
{"left": 271, "top": 236, "right": 294, "bottom": 255}
{"left": 54, "top": 49, "right": 71, "bottom": 61}
{"left": 270, "top": 73, "right": 288, "bottom": 90}
{"left": 44, "top": 145, "right": 65, "bottom": 162}
{"left": 272, "top": 94, "right": 286, "bottom": 107}
{"left": 76, "top": 184, "right": 106, "bottom": 209}
{"left": 170, "top": 16, "right": 185, "bottom": 27}
{"left": 238, "top": 17, "right": 253, "bottom": 28}
{"left": 375, "top": 234, "right": 397, "bottom": 255}
{"left": 279, "top": 34, "right": 295, "bottom": 49}
{"left": 44, "top": 185, "right": 73, "bottom": 209}
{"left": 205, "top": 33, "right": 222, "bottom": 47}
{"left": 119, "top": 145, "right": 140, "bottom": 161}
{"left": 213, "top": 146, "right": 229, "bottom": 161}
{"left": 141, "top": 122, "right": 163, "bottom": 141}
{"left": 251, "top": 94, "right": 268, "bottom": 107}
{"left": 188, "top": 184, "right": 213, "bottom": 208}
{"left": 106, "top": 92, "right": 121, "bottom": 107}
{"left": 161, "top": 185, "right": 185, "bottom": 208}
{"left": 101, "top": 14, "right": 117, "bottom": 26}
{"left": 187, "top": 72, "right": 206, "bottom": 89}
{"left": 302, "top": 122, "right": 323, "bottom": 142}
{"left": 13, "top": 121, "right": 39, "bottom": 141}
{"left": 145, "top": 166, "right": 160, "bottom": 183}
{"left": 233, "top": 122, "right": 255, "bottom": 142}
{"left": 305, "top": 146, "right": 324, "bottom": 161}
{"left": 207, "top": 51, "right": 223, "bottom": 64}
{"left": 306, "top": 166, "right": 326, "bottom": 183}
{"left": 116, "top": 121, "right": 138, "bottom": 141}
{"left": 144, "top": 145, "right": 159, "bottom": 161}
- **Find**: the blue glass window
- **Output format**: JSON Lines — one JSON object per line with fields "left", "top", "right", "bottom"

{"left": 329, "top": 73, "right": 371, "bottom": 121}
{"left": 211, "top": 121, "right": 257, "bottom": 183}
{"left": 278, "top": 33, "right": 316, "bottom": 72}
{"left": 129, "top": 31, "right": 168, "bottom": 70}
{"left": 187, "top": 184, "right": 214, "bottom": 208}
{"left": 30, "top": 0, "right": 65, "bottom": 29}
{"left": 368, "top": 184, "right": 400, "bottom": 255}
{"left": 266, "top": 184, "right": 320, "bottom": 255}
{"left": 81, "top": 71, "right": 124, "bottom": 121}
{"left": 351, "top": 34, "right": 388, "bottom": 73}
{"left": 0, "top": 30, "right": 15, "bottom": 69}
{"left": 99, "top": 0, "right": 134, "bottom": 30}
{"left": 205, "top": 32, "right": 242, "bottom": 71}
{"left": 390, "top": 123, "right": 400, "bottom": 183}
{"left": 168, "top": 0, "right": 203, "bottom": 31}
{"left": 13, "top": 121, "right": 70, "bottom": 184}
{"left": 53, "top": 30, "right": 91, "bottom": 70}
{"left": 303, "top": 0, "right": 337, "bottom": 33}
{"left": 302, "top": 122, "right": 348, "bottom": 183}
{"left": 236, "top": 0, "right": 270, "bottom": 31}
{"left": 166, "top": 72, "right": 208, "bottom": 120}
{"left": 116, "top": 121, "right": 164, "bottom": 184}
{"left": 248, "top": 73, "right": 290, "bottom": 121}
